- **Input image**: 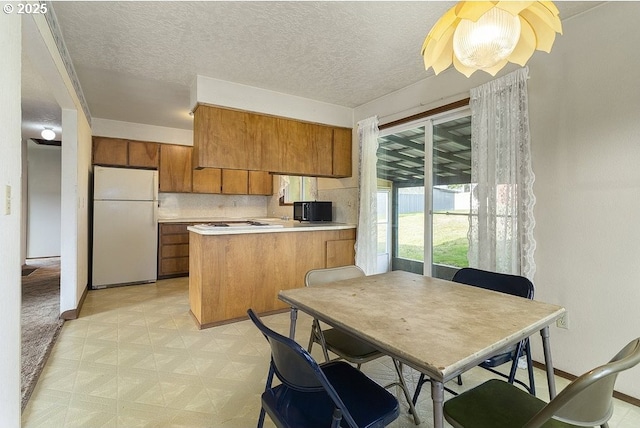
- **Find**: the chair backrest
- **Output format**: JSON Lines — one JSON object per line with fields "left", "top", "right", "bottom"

{"left": 247, "top": 309, "right": 359, "bottom": 426}
{"left": 524, "top": 338, "right": 640, "bottom": 428}
{"left": 452, "top": 267, "right": 534, "bottom": 299}
{"left": 305, "top": 265, "right": 365, "bottom": 287}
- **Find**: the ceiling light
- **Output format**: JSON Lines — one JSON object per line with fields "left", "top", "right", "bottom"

{"left": 41, "top": 128, "right": 56, "bottom": 141}
{"left": 422, "top": 1, "right": 563, "bottom": 77}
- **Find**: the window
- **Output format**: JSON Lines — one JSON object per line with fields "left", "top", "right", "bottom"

{"left": 279, "top": 176, "right": 318, "bottom": 204}
{"left": 377, "top": 108, "right": 471, "bottom": 278}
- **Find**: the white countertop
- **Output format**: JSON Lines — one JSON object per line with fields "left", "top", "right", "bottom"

{"left": 185, "top": 218, "right": 355, "bottom": 235}
{"left": 158, "top": 217, "right": 242, "bottom": 224}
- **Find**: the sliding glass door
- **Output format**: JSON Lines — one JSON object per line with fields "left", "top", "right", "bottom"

{"left": 376, "top": 109, "right": 471, "bottom": 278}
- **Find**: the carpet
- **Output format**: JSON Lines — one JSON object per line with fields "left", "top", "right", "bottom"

{"left": 21, "top": 257, "right": 64, "bottom": 411}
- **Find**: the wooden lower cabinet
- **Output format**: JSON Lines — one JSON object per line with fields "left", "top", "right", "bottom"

{"left": 158, "top": 223, "right": 190, "bottom": 279}
{"left": 189, "top": 228, "right": 356, "bottom": 328}
{"left": 326, "top": 238, "right": 356, "bottom": 268}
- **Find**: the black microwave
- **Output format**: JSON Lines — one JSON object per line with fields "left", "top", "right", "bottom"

{"left": 293, "top": 201, "right": 332, "bottom": 222}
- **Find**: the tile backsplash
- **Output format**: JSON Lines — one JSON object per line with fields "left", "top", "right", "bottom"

{"left": 158, "top": 193, "right": 269, "bottom": 219}
{"left": 265, "top": 187, "right": 358, "bottom": 223}
{"left": 159, "top": 187, "right": 358, "bottom": 223}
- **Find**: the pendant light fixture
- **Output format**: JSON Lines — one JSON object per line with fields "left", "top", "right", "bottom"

{"left": 422, "top": 1, "right": 562, "bottom": 77}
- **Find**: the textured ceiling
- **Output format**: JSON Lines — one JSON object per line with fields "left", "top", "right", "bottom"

{"left": 23, "top": 1, "right": 603, "bottom": 133}
{"left": 21, "top": 52, "right": 61, "bottom": 140}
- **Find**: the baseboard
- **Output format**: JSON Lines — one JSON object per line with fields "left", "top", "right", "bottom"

{"left": 60, "top": 285, "right": 89, "bottom": 320}
{"left": 533, "top": 361, "right": 640, "bottom": 407}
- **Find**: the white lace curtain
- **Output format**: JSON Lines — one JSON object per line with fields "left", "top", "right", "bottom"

{"left": 355, "top": 116, "right": 379, "bottom": 275}
{"left": 468, "top": 67, "right": 537, "bottom": 279}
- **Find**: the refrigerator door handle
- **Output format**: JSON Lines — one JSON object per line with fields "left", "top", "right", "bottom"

{"left": 153, "top": 203, "right": 158, "bottom": 225}
{"left": 153, "top": 171, "right": 158, "bottom": 200}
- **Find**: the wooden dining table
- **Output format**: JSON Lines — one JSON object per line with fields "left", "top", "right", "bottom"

{"left": 278, "top": 270, "right": 566, "bottom": 428}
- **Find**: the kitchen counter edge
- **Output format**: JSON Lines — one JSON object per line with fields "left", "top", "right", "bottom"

{"left": 186, "top": 222, "right": 356, "bottom": 235}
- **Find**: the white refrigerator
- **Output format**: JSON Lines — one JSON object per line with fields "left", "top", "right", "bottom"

{"left": 92, "top": 166, "right": 158, "bottom": 289}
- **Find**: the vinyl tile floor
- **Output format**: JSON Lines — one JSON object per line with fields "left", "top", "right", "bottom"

{"left": 23, "top": 276, "right": 640, "bottom": 427}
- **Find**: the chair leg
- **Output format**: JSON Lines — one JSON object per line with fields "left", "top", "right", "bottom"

{"left": 392, "top": 359, "right": 421, "bottom": 425}
{"left": 257, "top": 407, "right": 266, "bottom": 428}
{"left": 412, "top": 374, "right": 427, "bottom": 405}
{"left": 307, "top": 328, "right": 315, "bottom": 353}
{"left": 330, "top": 408, "right": 343, "bottom": 428}
{"left": 524, "top": 339, "right": 536, "bottom": 395}
{"left": 507, "top": 342, "right": 523, "bottom": 385}
{"left": 412, "top": 373, "right": 459, "bottom": 405}
{"left": 310, "top": 320, "right": 331, "bottom": 362}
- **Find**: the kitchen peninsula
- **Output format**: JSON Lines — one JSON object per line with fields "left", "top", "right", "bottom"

{"left": 188, "top": 220, "right": 356, "bottom": 328}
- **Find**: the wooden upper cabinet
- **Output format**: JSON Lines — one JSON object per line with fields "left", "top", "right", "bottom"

{"left": 92, "top": 137, "right": 128, "bottom": 166}
{"left": 222, "top": 169, "right": 248, "bottom": 194}
{"left": 332, "top": 127, "right": 352, "bottom": 178}
{"left": 194, "top": 105, "right": 247, "bottom": 170}
{"left": 276, "top": 120, "right": 333, "bottom": 177}
{"left": 128, "top": 140, "right": 159, "bottom": 168}
{"left": 277, "top": 118, "right": 311, "bottom": 175}
{"left": 193, "top": 104, "right": 352, "bottom": 178}
{"left": 248, "top": 171, "right": 273, "bottom": 195}
{"left": 92, "top": 137, "right": 159, "bottom": 169}
{"left": 192, "top": 168, "right": 222, "bottom": 194}
{"left": 312, "top": 124, "right": 334, "bottom": 177}
{"left": 159, "top": 144, "right": 192, "bottom": 192}
{"left": 246, "top": 112, "right": 278, "bottom": 171}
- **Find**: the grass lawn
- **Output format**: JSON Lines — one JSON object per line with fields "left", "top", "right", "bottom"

{"left": 397, "top": 211, "right": 469, "bottom": 267}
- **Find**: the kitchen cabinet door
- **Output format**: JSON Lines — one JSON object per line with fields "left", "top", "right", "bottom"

{"left": 311, "top": 124, "right": 334, "bottom": 177}
{"left": 332, "top": 127, "right": 352, "bottom": 178}
{"left": 158, "top": 223, "right": 190, "bottom": 279}
{"left": 128, "top": 140, "right": 159, "bottom": 168}
{"left": 326, "top": 239, "right": 356, "bottom": 268}
{"left": 277, "top": 118, "right": 312, "bottom": 175}
{"left": 248, "top": 171, "right": 273, "bottom": 195}
{"left": 92, "top": 137, "right": 128, "bottom": 166}
{"left": 192, "top": 168, "right": 222, "bottom": 193}
{"left": 221, "top": 169, "right": 248, "bottom": 194}
{"left": 159, "top": 144, "right": 192, "bottom": 192}
{"left": 245, "top": 112, "right": 278, "bottom": 171}
{"left": 194, "top": 105, "right": 247, "bottom": 170}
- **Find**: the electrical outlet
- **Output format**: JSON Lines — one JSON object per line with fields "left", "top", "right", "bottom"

{"left": 556, "top": 312, "right": 569, "bottom": 329}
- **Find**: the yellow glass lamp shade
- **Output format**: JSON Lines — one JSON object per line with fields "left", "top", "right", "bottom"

{"left": 422, "top": 1, "right": 563, "bottom": 77}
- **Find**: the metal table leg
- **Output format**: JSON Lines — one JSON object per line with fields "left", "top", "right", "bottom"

{"left": 288, "top": 307, "right": 298, "bottom": 339}
{"left": 431, "top": 380, "right": 445, "bottom": 428}
{"left": 540, "top": 326, "right": 557, "bottom": 399}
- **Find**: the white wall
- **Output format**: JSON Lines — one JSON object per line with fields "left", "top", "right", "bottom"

{"left": 193, "top": 75, "right": 353, "bottom": 128}
{"left": 354, "top": 2, "right": 640, "bottom": 399}
{"left": 527, "top": 2, "right": 640, "bottom": 399}
{"left": 59, "top": 108, "right": 92, "bottom": 315}
{"left": 26, "top": 140, "right": 61, "bottom": 258}
{"left": 23, "top": 12, "right": 94, "bottom": 316}
{"left": 92, "top": 117, "right": 193, "bottom": 146}
{"left": 0, "top": 11, "right": 23, "bottom": 427}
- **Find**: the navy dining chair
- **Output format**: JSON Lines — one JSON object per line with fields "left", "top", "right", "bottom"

{"left": 412, "top": 267, "right": 536, "bottom": 405}
{"left": 248, "top": 308, "right": 400, "bottom": 428}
